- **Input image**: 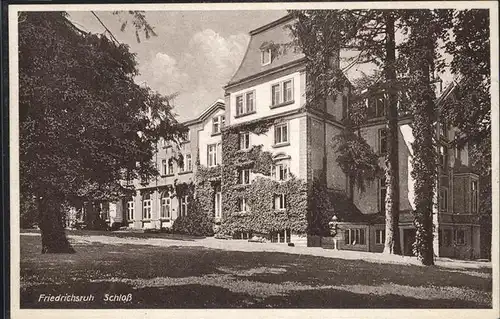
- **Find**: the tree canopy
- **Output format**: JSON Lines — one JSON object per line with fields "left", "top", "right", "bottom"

{"left": 19, "top": 12, "right": 185, "bottom": 252}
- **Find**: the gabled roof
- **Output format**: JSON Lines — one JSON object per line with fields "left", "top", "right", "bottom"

{"left": 183, "top": 99, "right": 225, "bottom": 126}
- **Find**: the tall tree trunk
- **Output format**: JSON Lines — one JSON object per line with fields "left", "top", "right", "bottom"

{"left": 38, "top": 196, "right": 75, "bottom": 254}
{"left": 383, "top": 11, "right": 401, "bottom": 255}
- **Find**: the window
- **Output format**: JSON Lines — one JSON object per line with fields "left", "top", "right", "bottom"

{"left": 237, "top": 197, "right": 249, "bottom": 212}
{"left": 161, "top": 159, "right": 167, "bottom": 176}
{"left": 368, "top": 94, "right": 386, "bottom": 118}
{"left": 184, "top": 154, "right": 192, "bottom": 172}
{"left": 127, "top": 200, "right": 134, "bottom": 221}
{"left": 454, "top": 229, "right": 465, "bottom": 245}
{"left": 379, "top": 128, "right": 387, "bottom": 155}
{"left": 441, "top": 228, "right": 452, "bottom": 246}
{"left": 439, "top": 187, "right": 448, "bottom": 212}
{"left": 214, "top": 185, "right": 222, "bottom": 218}
{"left": 379, "top": 177, "right": 387, "bottom": 213}
{"left": 142, "top": 193, "right": 152, "bottom": 220}
{"left": 375, "top": 229, "right": 386, "bottom": 244}
{"left": 274, "top": 194, "right": 287, "bottom": 210}
{"left": 261, "top": 48, "right": 272, "bottom": 65}
{"left": 274, "top": 122, "right": 289, "bottom": 145}
{"left": 238, "top": 168, "right": 250, "bottom": 185}
{"left": 283, "top": 80, "right": 293, "bottom": 103}
{"left": 273, "top": 162, "right": 289, "bottom": 181}
{"left": 239, "top": 132, "right": 250, "bottom": 150}
{"left": 167, "top": 158, "right": 174, "bottom": 175}
{"left": 471, "top": 180, "right": 478, "bottom": 213}
{"left": 271, "top": 84, "right": 281, "bottom": 106}
{"left": 344, "top": 228, "right": 366, "bottom": 245}
{"left": 161, "top": 193, "right": 171, "bottom": 219}
{"left": 212, "top": 115, "right": 225, "bottom": 134}
{"left": 208, "top": 144, "right": 218, "bottom": 167}
{"left": 180, "top": 196, "right": 188, "bottom": 217}
{"left": 271, "top": 79, "right": 294, "bottom": 107}
{"left": 439, "top": 145, "right": 448, "bottom": 170}
{"left": 455, "top": 145, "right": 462, "bottom": 162}
{"left": 271, "top": 229, "right": 291, "bottom": 243}
{"left": 100, "top": 202, "right": 109, "bottom": 220}
{"left": 235, "top": 92, "right": 255, "bottom": 116}
{"left": 236, "top": 95, "right": 244, "bottom": 116}
{"left": 246, "top": 92, "right": 255, "bottom": 113}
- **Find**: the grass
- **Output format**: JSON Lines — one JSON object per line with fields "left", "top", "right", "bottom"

{"left": 20, "top": 231, "right": 492, "bottom": 308}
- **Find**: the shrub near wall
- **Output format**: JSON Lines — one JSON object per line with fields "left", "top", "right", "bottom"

{"left": 218, "top": 119, "right": 308, "bottom": 237}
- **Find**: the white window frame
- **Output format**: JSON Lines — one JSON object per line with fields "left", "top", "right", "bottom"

{"left": 274, "top": 194, "right": 287, "bottom": 210}
{"left": 236, "top": 95, "right": 244, "bottom": 116}
{"left": 271, "top": 83, "right": 281, "bottom": 106}
{"left": 212, "top": 116, "right": 221, "bottom": 134}
{"left": 208, "top": 144, "right": 218, "bottom": 167}
{"left": 167, "top": 158, "right": 174, "bottom": 175}
{"left": 273, "top": 162, "right": 289, "bottom": 181}
{"left": 142, "top": 194, "right": 152, "bottom": 220}
{"left": 127, "top": 200, "right": 134, "bottom": 221}
{"left": 239, "top": 132, "right": 250, "bottom": 150}
{"left": 184, "top": 154, "right": 192, "bottom": 172}
{"left": 238, "top": 197, "right": 249, "bottom": 213}
{"left": 261, "top": 48, "right": 272, "bottom": 66}
{"left": 345, "top": 228, "right": 366, "bottom": 245}
{"left": 161, "top": 195, "right": 171, "bottom": 219}
{"left": 274, "top": 122, "right": 289, "bottom": 146}
{"left": 271, "top": 79, "right": 294, "bottom": 107}
{"left": 180, "top": 196, "right": 188, "bottom": 217}
{"left": 161, "top": 159, "right": 167, "bottom": 176}
{"left": 214, "top": 186, "right": 222, "bottom": 218}
{"left": 235, "top": 91, "right": 256, "bottom": 116}
{"left": 245, "top": 91, "right": 255, "bottom": 113}
{"left": 375, "top": 229, "right": 385, "bottom": 244}
{"left": 238, "top": 168, "right": 251, "bottom": 185}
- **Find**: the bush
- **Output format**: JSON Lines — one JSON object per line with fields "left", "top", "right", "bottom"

{"left": 172, "top": 197, "right": 214, "bottom": 236}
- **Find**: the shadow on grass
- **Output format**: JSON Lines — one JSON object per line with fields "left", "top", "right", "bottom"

{"left": 21, "top": 282, "right": 490, "bottom": 309}
{"left": 20, "top": 235, "right": 492, "bottom": 308}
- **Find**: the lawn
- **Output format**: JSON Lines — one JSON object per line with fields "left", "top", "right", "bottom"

{"left": 20, "top": 231, "right": 492, "bottom": 308}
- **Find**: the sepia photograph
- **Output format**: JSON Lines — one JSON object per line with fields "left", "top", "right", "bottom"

{"left": 8, "top": 1, "right": 498, "bottom": 317}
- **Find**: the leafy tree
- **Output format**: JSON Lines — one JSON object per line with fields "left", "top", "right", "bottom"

{"left": 288, "top": 10, "right": 402, "bottom": 254}
{"left": 19, "top": 12, "right": 185, "bottom": 253}
{"left": 397, "top": 9, "right": 451, "bottom": 265}
{"left": 442, "top": 9, "right": 491, "bottom": 259}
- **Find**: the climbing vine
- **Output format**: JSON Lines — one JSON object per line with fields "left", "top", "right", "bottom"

{"left": 217, "top": 118, "right": 309, "bottom": 236}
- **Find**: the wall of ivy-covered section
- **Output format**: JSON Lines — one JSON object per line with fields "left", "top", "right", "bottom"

{"left": 218, "top": 119, "right": 309, "bottom": 236}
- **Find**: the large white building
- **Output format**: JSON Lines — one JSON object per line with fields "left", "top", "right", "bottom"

{"left": 85, "top": 14, "right": 482, "bottom": 259}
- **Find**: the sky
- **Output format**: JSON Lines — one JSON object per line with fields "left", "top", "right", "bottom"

{"left": 68, "top": 10, "right": 287, "bottom": 121}
{"left": 68, "top": 10, "right": 453, "bottom": 122}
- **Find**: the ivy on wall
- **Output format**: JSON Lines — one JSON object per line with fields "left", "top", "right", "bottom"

{"left": 216, "top": 118, "right": 309, "bottom": 236}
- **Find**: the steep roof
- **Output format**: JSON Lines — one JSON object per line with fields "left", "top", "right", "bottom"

{"left": 227, "top": 14, "right": 305, "bottom": 86}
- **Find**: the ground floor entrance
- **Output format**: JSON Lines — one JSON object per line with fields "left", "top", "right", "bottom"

{"left": 402, "top": 228, "right": 416, "bottom": 256}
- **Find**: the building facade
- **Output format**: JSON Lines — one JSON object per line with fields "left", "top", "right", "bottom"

{"left": 83, "top": 15, "right": 481, "bottom": 260}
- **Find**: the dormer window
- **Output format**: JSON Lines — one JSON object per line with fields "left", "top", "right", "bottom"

{"left": 261, "top": 48, "right": 272, "bottom": 66}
